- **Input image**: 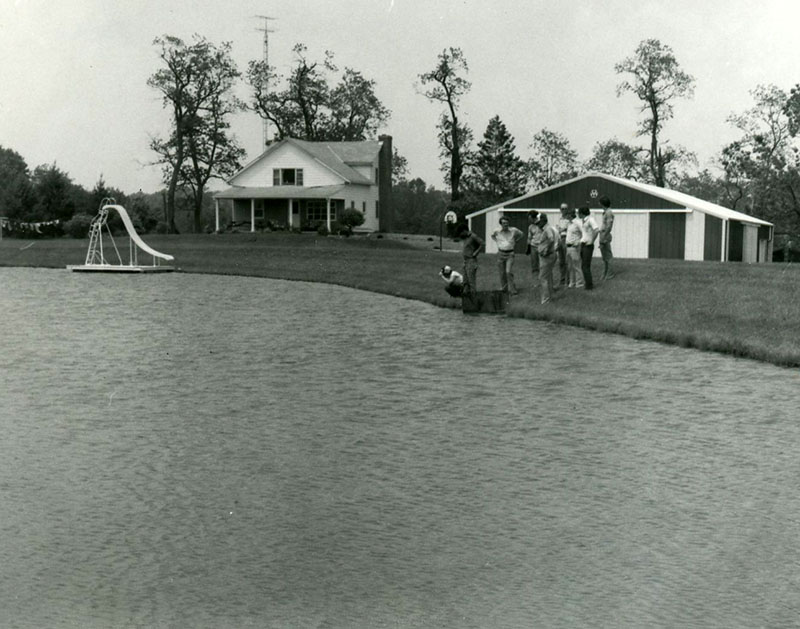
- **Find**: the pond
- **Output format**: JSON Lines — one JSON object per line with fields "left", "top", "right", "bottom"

{"left": 1, "top": 268, "right": 799, "bottom": 628}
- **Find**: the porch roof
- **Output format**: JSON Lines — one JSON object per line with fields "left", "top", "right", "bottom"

{"left": 214, "top": 185, "right": 348, "bottom": 200}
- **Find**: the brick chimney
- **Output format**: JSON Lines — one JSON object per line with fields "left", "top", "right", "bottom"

{"left": 378, "top": 134, "right": 393, "bottom": 232}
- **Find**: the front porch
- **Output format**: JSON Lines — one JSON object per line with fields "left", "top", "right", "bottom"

{"left": 214, "top": 185, "right": 347, "bottom": 232}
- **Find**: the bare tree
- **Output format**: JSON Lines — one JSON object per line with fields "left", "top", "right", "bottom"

{"left": 418, "top": 48, "right": 472, "bottom": 201}
{"left": 615, "top": 39, "right": 695, "bottom": 187}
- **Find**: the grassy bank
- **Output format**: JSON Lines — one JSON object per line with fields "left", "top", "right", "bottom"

{"left": 3, "top": 232, "right": 800, "bottom": 368}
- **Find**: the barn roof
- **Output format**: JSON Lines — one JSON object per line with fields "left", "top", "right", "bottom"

{"left": 466, "top": 172, "right": 772, "bottom": 227}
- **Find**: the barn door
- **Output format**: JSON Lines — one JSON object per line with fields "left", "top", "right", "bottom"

{"left": 648, "top": 213, "right": 686, "bottom": 259}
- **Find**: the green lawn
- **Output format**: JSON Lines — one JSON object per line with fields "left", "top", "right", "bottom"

{"left": 3, "top": 231, "right": 800, "bottom": 367}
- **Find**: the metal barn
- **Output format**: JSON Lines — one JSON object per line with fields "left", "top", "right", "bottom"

{"left": 467, "top": 173, "right": 773, "bottom": 262}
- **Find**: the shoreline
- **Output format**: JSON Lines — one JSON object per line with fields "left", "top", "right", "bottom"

{"left": 2, "top": 233, "right": 799, "bottom": 369}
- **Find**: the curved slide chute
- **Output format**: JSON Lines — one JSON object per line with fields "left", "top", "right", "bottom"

{"left": 68, "top": 198, "right": 175, "bottom": 273}
{"left": 106, "top": 204, "right": 173, "bottom": 262}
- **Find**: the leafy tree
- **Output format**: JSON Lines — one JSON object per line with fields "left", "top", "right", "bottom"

{"left": 31, "top": 163, "right": 75, "bottom": 222}
{"left": 466, "top": 115, "right": 527, "bottom": 203}
{"left": 785, "top": 84, "right": 800, "bottom": 136}
{"left": 391, "top": 147, "right": 409, "bottom": 185}
{"left": 585, "top": 139, "right": 647, "bottom": 180}
{"left": 615, "top": 39, "right": 696, "bottom": 187}
{"left": 528, "top": 128, "right": 578, "bottom": 188}
{"left": 149, "top": 35, "right": 240, "bottom": 233}
{"left": 418, "top": 47, "right": 472, "bottom": 201}
{"left": 0, "top": 146, "right": 35, "bottom": 220}
{"left": 179, "top": 53, "right": 245, "bottom": 232}
{"left": 392, "top": 178, "right": 449, "bottom": 234}
{"left": 327, "top": 68, "right": 391, "bottom": 141}
{"left": 721, "top": 84, "right": 800, "bottom": 239}
{"left": 247, "top": 44, "right": 389, "bottom": 143}
{"left": 676, "top": 169, "right": 743, "bottom": 209}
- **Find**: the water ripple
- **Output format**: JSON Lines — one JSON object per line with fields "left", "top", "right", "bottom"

{"left": 1, "top": 267, "right": 799, "bottom": 628}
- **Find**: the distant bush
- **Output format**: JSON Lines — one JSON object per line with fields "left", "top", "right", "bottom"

{"left": 155, "top": 221, "right": 169, "bottom": 234}
{"left": 338, "top": 208, "right": 365, "bottom": 235}
{"left": 316, "top": 223, "right": 329, "bottom": 236}
{"left": 63, "top": 214, "right": 94, "bottom": 238}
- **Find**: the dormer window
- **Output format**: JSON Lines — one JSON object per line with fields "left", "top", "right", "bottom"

{"left": 273, "top": 168, "right": 304, "bottom": 186}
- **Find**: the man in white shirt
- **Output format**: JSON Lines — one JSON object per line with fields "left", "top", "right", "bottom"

{"left": 439, "top": 265, "right": 465, "bottom": 297}
{"left": 491, "top": 215, "right": 524, "bottom": 295}
{"left": 578, "top": 206, "right": 599, "bottom": 290}
{"left": 564, "top": 208, "right": 585, "bottom": 288}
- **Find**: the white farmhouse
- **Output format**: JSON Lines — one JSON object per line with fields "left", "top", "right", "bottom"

{"left": 214, "top": 135, "right": 393, "bottom": 232}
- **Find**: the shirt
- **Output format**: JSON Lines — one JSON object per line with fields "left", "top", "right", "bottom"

{"left": 527, "top": 223, "right": 542, "bottom": 247}
{"left": 462, "top": 232, "right": 484, "bottom": 258}
{"left": 556, "top": 216, "right": 572, "bottom": 239}
{"left": 599, "top": 209, "right": 614, "bottom": 244}
{"left": 538, "top": 224, "right": 559, "bottom": 256}
{"left": 580, "top": 215, "right": 599, "bottom": 245}
{"left": 439, "top": 270, "right": 464, "bottom": 286}
{"left": 565, "top": 218, "right": 582, "bottom": 246}
{"left": 492, "top": 226, "right": 523, "bottom": 252}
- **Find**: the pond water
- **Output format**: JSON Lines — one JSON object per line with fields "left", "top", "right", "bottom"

{"left": 1, "top": 267, "right": 799, "bottom": 628}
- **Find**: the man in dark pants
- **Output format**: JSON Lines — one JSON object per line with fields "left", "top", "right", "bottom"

{"left": 578, "top": 206, "right": 599, "bottom": 290}
{"left": 598, "top": 196, "right": 615, "bottom": 280}
{"left": 459, "top": 226, "right": 484, "bottom": 294}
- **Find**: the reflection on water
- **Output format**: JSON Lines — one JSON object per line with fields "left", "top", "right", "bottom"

{"left": 1, "top": 267, "right": 799, "bottom": 628}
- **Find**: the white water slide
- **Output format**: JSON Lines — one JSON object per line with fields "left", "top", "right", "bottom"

{"left": 68, "top": 198, "right": 175, "bottom": 273}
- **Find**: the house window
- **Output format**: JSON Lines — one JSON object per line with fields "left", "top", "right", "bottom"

{"left": 350, "top": 200, "right": 355, "bottom": 209}
{"left": 362, "top": 201, "right": 366, "bottom": 213}
{"left": 376, "top": 200, "right": 380, "bottom": 218}
{"left": 306, "top": 199, "right": 334, "bottom": 222}
{"left": 272, "top": 168, "right": 304, "bottom": 186}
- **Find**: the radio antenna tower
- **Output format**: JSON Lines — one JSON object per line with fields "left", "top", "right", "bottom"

{"left": 255, "top": 15, "right": 277, "bottom": 148}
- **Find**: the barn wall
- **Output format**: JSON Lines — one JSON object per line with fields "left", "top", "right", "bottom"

{"left": 684, "top": 210, "right": 705, "bottom": 261}
{"left": 704, "top": 215, "right": 723, "bottom": 261}
{"left": 743, "top": 225, "right": 758, "bottom": 263}
{"left": 608, "top": 212, "right": 649, "bottom": 258}
{"left": 504, "top": 176, "right": 685, "bottom": 211}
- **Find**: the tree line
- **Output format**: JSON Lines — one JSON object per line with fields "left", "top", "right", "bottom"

{"left": 2, "top": 36, "right": 799, "bottom": 244}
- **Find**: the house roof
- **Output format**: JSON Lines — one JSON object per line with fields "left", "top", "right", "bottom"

{"left": 214, "top": 185, "right": 348, "bottom": 200}
{"left": 466, "top": 172, "right": 772, "bottom": 227}
{"left": 229, "top": 137, "right": 379, "bottom": 186}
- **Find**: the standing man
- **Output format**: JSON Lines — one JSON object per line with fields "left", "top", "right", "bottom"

{"left": 526, "top": 211, "right": 542, "bottom": 295}
{"left": 556, "top": 203, "right": 572, "bottom": 287}
{"left": 598, "top": 196, "right": 615, "bottom": 280}
{"left": 459, "top": 226, "right": 484, "bottom": 294}
{"left": 578, "top": 206, "right": 599, "bottom": 290}
{"left": 491, "top": 214, "right": 524, "bottom": 295}
{"left": 536, "top": 213, "right": 559, "bottom": 304}
{"left": 564, "top": 207, "right": 584, "bottom": 288}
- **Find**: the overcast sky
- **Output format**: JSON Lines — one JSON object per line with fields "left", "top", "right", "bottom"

{"left": 1, "top": 0, "right": 798, "bottom": 194}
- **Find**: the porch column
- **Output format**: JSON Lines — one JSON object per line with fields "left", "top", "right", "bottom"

{"left": 214, "top": 199, "right": 220, "bottom": 232}
{"left": 326, "top": 198, "right": 331, "bottom": 232}
{"left": 287, "top": 199, "right": 292, "bottom": 228}
{"left": 250, "top": 199, "right": 255, "bottom": 232}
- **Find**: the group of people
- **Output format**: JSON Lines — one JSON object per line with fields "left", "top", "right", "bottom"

{"left": 439, "top": 197, "right": 615, "bottom": 304}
